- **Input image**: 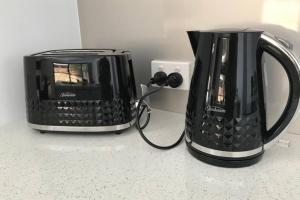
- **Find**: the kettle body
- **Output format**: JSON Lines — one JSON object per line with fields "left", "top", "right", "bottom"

{"left": 185, "top": 30, "right": 300, "bottom": 167}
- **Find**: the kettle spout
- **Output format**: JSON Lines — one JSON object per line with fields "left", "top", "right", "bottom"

{"left": 187, "top": 31, "right": 200, "bottom": 56}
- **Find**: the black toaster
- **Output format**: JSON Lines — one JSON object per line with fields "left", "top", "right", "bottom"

{"left": 24, "top": 49, "right": 137, "bottom": 133}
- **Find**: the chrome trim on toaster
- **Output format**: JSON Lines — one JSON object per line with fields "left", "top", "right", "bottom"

{"left": 28, "top": 118, "right": 136, "bottom": 132}
{"left": 185, "top": 135, "right": 263, "bottom": 158}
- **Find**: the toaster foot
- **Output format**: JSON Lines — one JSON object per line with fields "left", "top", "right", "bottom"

{"left": 39, "top": 131, "right": 47, "bottom": 134}
{"left": 115, "top": 131, "right": 123, "bottom": 135}
{"left": 186, "top": 142, "right": 263, "bottom": 168}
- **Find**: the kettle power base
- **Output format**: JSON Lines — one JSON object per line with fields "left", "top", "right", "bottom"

{"left": 186, "top": 142, "right": 264, "bottom": 168}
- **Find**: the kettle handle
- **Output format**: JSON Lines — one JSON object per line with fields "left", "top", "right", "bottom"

{"left": 259, "top": 33, "right": 300, "bottom": 147}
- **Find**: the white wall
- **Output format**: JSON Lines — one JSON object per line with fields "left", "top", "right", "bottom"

{"left": 0, "top": 0, "right": 82, "bottom": 125}
{"left": 78, "top": 0, "right": 300, "bottom": 134}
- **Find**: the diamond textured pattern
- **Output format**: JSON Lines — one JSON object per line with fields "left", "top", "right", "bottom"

{"left": 27, "top": 98, "right": 136, "bottom": 126}
{"left": 185, "top": 111, "right": 262, "bottom": 151}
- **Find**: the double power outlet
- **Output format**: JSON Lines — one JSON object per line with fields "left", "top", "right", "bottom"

{"left": 151, "top": 60, "right": 192, "bottom": 90}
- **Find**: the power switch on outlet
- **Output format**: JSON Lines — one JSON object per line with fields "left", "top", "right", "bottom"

{"left": 151, "top": 60, "right": 191, "bottom": 90}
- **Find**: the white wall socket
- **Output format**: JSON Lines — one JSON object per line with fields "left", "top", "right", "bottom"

{"left": 151, "top": 60, "right": 192, "bottom": 90}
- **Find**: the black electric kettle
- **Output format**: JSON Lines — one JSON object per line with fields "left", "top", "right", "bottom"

{"left": 185, "top": 29, "right": 300, "bottom": 167}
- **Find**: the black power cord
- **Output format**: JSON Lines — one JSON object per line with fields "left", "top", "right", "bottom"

{"left": 138, "top": 104, "right": 151, "bottom": 130}
{"left": 136, "top": 72, "right": 185, "bottom": 150}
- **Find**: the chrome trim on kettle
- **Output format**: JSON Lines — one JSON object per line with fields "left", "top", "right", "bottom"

{"left": 185, "top": 135, "right": 263, "bottom": 158}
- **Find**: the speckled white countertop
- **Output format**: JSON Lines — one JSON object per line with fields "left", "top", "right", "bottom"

{"left": 0, "top": 110, "right": 299, "bottom": 200}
